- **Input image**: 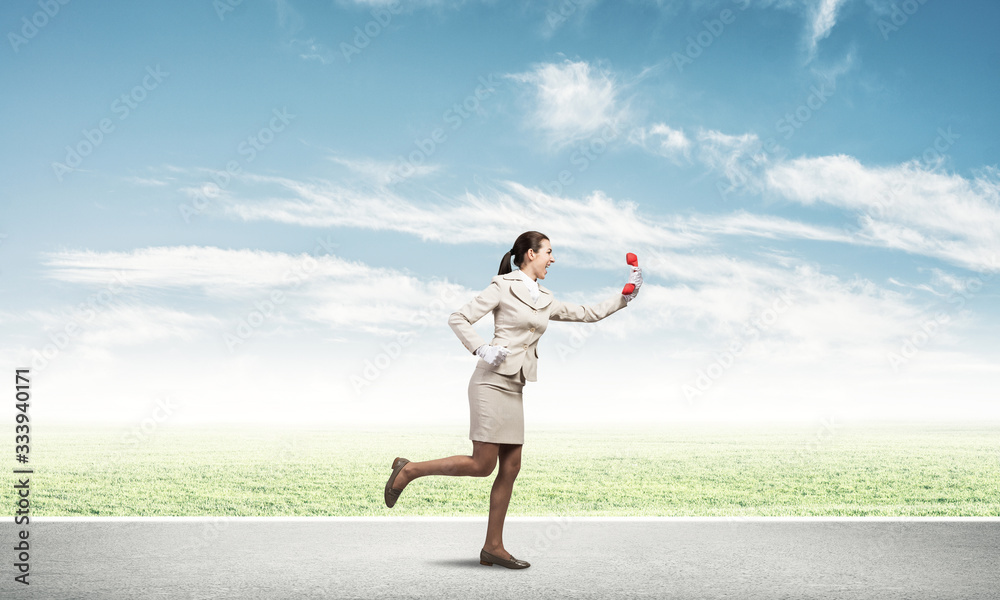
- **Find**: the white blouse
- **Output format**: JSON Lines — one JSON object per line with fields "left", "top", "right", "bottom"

{"left": 516, "top": 268, "right": 540, "bottom": 304}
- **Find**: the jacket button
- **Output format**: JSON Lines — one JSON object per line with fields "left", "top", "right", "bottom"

{"left": 523, "top": 345, "right": 528, "bottom": 350}
{"left": 529, "top": 327, "right": 535, "bottom": 332}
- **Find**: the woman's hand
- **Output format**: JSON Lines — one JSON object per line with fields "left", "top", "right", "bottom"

{"left": 476, "top": 344, "right": 511, "bottom": 367}
{"left": 622, "top": 252, "right": 642, "bottom": 303}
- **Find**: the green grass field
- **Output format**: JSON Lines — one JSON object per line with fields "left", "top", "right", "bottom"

{"left": 6, "top": 421, "right": 999, "bottom": 516}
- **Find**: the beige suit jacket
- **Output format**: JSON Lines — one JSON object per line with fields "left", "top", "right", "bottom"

{"left": 448, "top": 271, "right": 628, "bottom": 382}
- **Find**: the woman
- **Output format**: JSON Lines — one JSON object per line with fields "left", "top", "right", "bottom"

{"left": 383, "top": 231, "right": 642, "bottom": 569}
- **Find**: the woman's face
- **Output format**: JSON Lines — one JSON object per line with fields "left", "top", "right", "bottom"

{"left": 524, "top": 238, "right": 554, "bottom": 280}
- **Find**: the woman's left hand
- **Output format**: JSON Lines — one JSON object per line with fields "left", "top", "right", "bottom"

{"left": 622, "top": 253, "right": 642, "bottom": 303}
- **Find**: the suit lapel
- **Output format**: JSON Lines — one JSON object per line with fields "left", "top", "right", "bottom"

{"left": 503, "top": 272, "right": 552, "bottom": 309}
{"left": 535, "top": 283, "right": 553, "bottom": 309}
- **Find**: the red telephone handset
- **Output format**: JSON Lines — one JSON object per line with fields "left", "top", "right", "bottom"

{"left": 622, "top": 253, "right": 639, "bottom": 295}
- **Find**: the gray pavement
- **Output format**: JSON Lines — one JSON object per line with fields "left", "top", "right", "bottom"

{"left": 1, "top": 517, "right": 997, "bottom": 599}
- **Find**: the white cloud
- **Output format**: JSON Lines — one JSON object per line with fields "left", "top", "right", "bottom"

{"left": 530, "top": 0, "right": 851, "bottom": 62}
{"left": 694, "top": 128, "right": 770, "bottom": 191}
{"left": 327, "top": 155, "right": 440, "bottom": 186}
{"left": 273, "top": 0, "right": 336, "bottom": 64}
{"left": 736, "top": 0, "right": 850, "bottom": 62}
{"left": 273, "top": 0, "right": 303, "bottom": 31}
{"left": 58, "top": 304, "right": 219, "bottom": 351}
{"left": 31, "top": 243, "right": 962, "bottom": 385}
{"left": 204, "top": 166, "right": 847, "bottom": 263}
{"left": 808, "top": 45, "right": 856, "bottom": 87}
{"left": 629, "top": 123, "right": 692, "bottom": 163}
{"left": 178, "top": 180, "right": 234, "bottom": 204}
{"left": 37, "top": 245, "right": 469, "bottom": 338}
{"left": 336, "top": 0, "right": 460, "bottom": 8}
{"left": 20, "top": 186, "right": 1000, "bottom": 424}
{"left": 539, "top": 0, "right": 601, "bottom": 37}
{"left": 34, "top": 188, "right": 936, "bottom": 359}
{"left": 806, "top": 0, "right": 848, "bottom": 61}
{"left": 507, "top": 59, "right": 630, "bottom": 149}
{"left": 124, "top": 176, "right": 170, "bottom": 186}
{"left": 212, "top": 172, "right": 704, "bottom": 251}
{"left": 625, "top": 251, "right": 925, "bottom": 365}
{"left": 142, "top": 170, "right": 977, "bottom": 362}
{"left": 765, "top": 155, "right": 1000, "bottom": 273}
{"left": 95, "top": 159, "right": 1000, "bottom": 422}
{"left": 40, "top": 245, "right": 304, "bottom": 294}
{"left": 626, "top": 116, "right": 999, "bottom": 276}
{"left": 288, "top": 37, "right": 335, "bottom": 64}
{"left": 651, "top": 124, "right": 692, "bottom": 153}
{"left": 679, "top": 210, "right": 853, "bottom": 243}
{"left": 172, "top": 154, "right": 1000, "bottom": 280}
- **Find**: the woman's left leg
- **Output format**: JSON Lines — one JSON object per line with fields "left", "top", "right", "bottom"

{"left": 483, "top": 442, "right": 522, "bottom": 559}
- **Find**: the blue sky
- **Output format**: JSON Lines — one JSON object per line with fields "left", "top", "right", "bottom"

{"left": 1, "top": 0, "right": 998, "bottom": 427}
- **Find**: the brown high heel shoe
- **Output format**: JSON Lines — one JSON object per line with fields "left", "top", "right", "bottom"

{"left": 480, "top": 548, "right": 530, "bottom": 569}
{"left": 384, "top": 457, "right": 409, "bottom": 508}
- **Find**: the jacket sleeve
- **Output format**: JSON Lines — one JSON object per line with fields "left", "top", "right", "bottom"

{"left": 448, "top": 278, "right": 502, "bottom": 355}
{"left": 549, "top": 293, "right": 628, "bottom": 323}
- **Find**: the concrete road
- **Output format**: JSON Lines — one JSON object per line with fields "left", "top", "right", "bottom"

{"left": 1, "top": 517, "right": 997, "bottom": 599}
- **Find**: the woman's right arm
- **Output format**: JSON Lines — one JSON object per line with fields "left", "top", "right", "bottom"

{"left": 448, "top": 277, "right": 502, "bottom": 355}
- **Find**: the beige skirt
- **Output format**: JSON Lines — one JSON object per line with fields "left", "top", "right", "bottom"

{"left": 468, "top": 363, "right": 527, "bottom": 445}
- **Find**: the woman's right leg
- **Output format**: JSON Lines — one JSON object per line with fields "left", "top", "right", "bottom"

{"left": 391, "top": 441, "right": 499, "bottom": 491}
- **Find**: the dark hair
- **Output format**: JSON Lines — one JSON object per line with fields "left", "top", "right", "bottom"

{"left": 498, "top": 231, "right": 549, "bottom": 276}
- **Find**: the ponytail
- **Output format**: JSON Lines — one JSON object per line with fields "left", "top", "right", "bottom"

{"left": 498, "top": 250, "right": 515, "bottom": 276}
{"left": 498, "top": 231, "right": 548, "bottom": 276}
